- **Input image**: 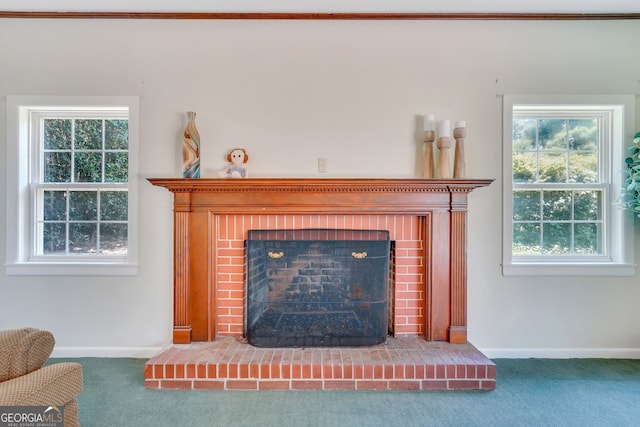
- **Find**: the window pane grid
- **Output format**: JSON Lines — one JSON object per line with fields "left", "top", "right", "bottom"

{"left": 513, "top": 117, "right": 600, "bottom": 185}
{"left": 512, "top": 111, "right": 605, "bottom": 258}
{"left": 513, "top": 187, "right": 605, "bottom": 256}
{"left": 35, "top": 189, "right": 128, "bottom": 256}
{"left": 35, "top": 114, "right": 129, "bottom": 258}
{"left": 42, "top": 118, "right": 128, "bottom": 184}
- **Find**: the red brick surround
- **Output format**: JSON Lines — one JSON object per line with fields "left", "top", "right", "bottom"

{"left": 216, "top": 214, "right": 423, "bottom": 337}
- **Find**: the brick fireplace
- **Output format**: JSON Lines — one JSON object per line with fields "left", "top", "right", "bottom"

{"left": 145, "top": 178, "right": 495, "bottom": 390}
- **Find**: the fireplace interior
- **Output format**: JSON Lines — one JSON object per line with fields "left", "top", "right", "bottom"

{"left": 246, "top": 229, "right": 390, "bottom": 347}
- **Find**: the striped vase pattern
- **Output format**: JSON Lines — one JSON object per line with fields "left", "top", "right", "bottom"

{"left": 182, "top": 111, "right": 201, "bottom": 178}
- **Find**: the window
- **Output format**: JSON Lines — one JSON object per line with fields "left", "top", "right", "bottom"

{"left": 502, "top": 95, "right": 634, "bottom": 276}
{"left": 6, "top": 96, "right": 139, "bottom": 275}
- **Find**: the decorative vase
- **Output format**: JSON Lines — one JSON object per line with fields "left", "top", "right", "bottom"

{"left": 182, "top": 111, "right": 200, "bottom": 178}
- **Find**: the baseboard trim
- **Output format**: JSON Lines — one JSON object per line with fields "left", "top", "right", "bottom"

{"left": 51, "top": 346, "right": 164, "bottom": 358}
{"left": 51, "top": 346, "right": 640, "bottom": 360}
{"left": 480, "top": 347, "right": 640, "bottom": 359}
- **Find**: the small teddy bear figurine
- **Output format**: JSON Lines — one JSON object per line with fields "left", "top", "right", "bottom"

{"left": 218, "top": 148, "right": 249, "bottom": 178}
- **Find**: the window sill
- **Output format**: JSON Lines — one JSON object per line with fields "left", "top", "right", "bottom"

{"left": 502, "top": 262, "right": 636, "bottom": 277}
{"left": 5, "top": 261, "right": 139, "bottom": 276}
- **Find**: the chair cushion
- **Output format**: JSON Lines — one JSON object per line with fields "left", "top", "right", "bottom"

{"left": 0, "top": 328, "right": 55, "bottom": 382}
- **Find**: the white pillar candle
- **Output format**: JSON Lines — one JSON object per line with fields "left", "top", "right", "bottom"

{"left": 439, "top": 120, "right": 451, "bottom": 137}
{"left": 454, "top": 121, "right": 466, "bottom": 129}
{"left": 424, "top": 114, "right": 435, "bottom": 131}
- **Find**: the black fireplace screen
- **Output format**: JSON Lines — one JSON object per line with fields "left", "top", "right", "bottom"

{"left": 246, "top": 229, "right": 390, "bottom": 347}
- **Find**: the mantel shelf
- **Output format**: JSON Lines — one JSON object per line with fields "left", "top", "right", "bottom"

{"left": 148, "top": 178, "right": 493, "bottom": 215}
{"left": 148, "top": 177, "right": 494, "bottom": 193}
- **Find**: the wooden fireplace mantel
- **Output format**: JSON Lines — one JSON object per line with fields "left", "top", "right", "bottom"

{"left": 148, "top": 178, "right": 492, "bottom": 344}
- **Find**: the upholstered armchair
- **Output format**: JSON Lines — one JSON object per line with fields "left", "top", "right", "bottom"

{"left": 0, "top": 328, "right": 83, "bottom": 427}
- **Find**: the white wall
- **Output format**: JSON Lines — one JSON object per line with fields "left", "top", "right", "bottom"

{"left": 3, "top": 0, "right": 640, "bottom": 13}
{"left": 1, "top": 18, "right": 639, "bottom": 358}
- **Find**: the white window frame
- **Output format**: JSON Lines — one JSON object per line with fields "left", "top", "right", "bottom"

{"left": 5, "top": 96, "right": 139, "bottom": 276}
{"left": 502, "top": 95, "right": 635, "bottom": 276}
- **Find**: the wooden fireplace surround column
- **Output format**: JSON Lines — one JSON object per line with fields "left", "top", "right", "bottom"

{"left": 148, "top": 178, "right": 492, "bottom": 345}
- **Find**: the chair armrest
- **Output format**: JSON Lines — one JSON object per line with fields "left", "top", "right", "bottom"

{"left": 0, "top": 362, "right": 83, "bottom": 406}
{"left": 0, "top": 328, "right": 55, "bottom": 382}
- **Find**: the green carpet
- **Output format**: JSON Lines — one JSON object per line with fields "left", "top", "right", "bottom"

{"left": 50, "top": 358, "right": 640, "bottom": 427}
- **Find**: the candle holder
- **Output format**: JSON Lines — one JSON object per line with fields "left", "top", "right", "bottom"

{"left": 422, "top": 130, "right": 435, "bottom": 178}
{"left": 436, "top": 136, "right": 453, "bottom": 179}
{"left": 453, "top": 126, "right": 467, "bottom": 178}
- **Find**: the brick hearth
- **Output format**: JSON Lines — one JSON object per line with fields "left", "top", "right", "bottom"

{"left": 144, "top": 337, "right": 496, "bottom": 390}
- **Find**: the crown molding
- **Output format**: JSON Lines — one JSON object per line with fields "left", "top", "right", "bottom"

{"left": 1, "top": 11, "right": 639, "bottom": 20}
